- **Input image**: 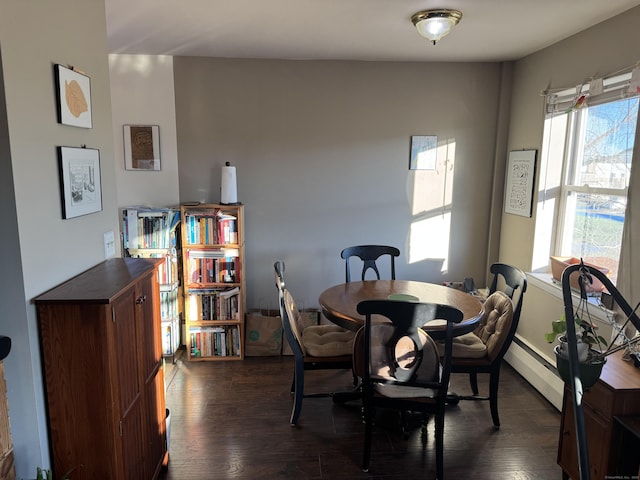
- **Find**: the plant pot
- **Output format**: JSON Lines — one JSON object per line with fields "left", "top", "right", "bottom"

{"left": 556, "top": 335, "right": 589, "bottom": 363}
{"left": 554, "top": 345, "right": 606, "bottom": 390}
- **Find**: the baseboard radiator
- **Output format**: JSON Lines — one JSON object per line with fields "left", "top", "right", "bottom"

{"left": 505, "top": 335, "right": 565, "bottom": 411}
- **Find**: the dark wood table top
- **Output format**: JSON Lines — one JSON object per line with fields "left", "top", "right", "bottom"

{"left": 319, "top": 280, "right": 484, "bottom": 334}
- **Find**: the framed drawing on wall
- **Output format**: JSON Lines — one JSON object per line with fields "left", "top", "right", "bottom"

{"left": 123, "top": 125, "right": 161, "bottom": 171}
{"left": 504, "top": 149, "right": 537, "bottom": 217}
{"left": 409, "top": 135, "right": 438, "bottom": 170}
{"left": 58, "top": 146, "right": 102, "bottom": 219}
{"left": 55, "top": 64, "right": 92, "bottom": 128}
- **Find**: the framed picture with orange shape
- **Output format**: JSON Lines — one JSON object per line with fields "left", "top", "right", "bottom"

{"left": 55, "top": 64, "right": 92, "bottom": 128}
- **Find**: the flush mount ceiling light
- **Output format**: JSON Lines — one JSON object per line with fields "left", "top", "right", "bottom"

{"left": 411, "top": 9, "right": 463, "bottom": 45}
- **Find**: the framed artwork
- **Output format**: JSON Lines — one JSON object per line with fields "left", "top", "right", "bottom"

{"left": 58, "top": 146, "right": 102, "bottom": 219}
{"left": 409, "top": 135, "right": 438, "bottom": 170}
{"left": 504, "top": 149, "right": 537, "bottom": 217}
{"left": 123, "top": 125, "right": 161, "bottom": 171}
{"left": 55, "top": 64, "right": 92, "bottom": 128}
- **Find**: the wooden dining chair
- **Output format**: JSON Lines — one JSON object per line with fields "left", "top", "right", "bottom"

{"left": 274, "top": 261, "right": 355, "bottom": 426}
{"left": 340, "top": 245, "right": 400, "bottom": 282}
{"left": 445, "top": 262, "right": 527, "bottom": 428}
{"left": 354, "top": 299, "right": 463, "bottom": 478}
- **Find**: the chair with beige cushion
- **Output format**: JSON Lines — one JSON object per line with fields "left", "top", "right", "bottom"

{"left": 354, "top": 299, "right": 463, "bottom": 477}
{"left": 274, "top": 261, "right": 355, "bottom": 426}
{"left": 443, "top": 262, "right": 527, "bottom": 428}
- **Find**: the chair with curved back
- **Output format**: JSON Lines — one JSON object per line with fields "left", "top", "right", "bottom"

{"left": 274, "top": 261, "right": 355, "bottom": 426}
{"left": 340, "top": 245, "right": 400, "bottom": 282}
{"left": 445, "top": 262, "right": 527, "bottom": 428}
{"left": 354, "top": 299, "right": 464, "bottom": 477}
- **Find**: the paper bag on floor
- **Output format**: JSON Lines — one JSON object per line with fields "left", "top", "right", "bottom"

{"left": 244, "top": 309, "right": 283, "bottom": 356}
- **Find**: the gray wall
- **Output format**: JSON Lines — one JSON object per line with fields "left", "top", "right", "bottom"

{"left": 109, "top": 54, "right": 180, "bottom": 208}
{"left": 173, "top": 58, "right": 506, "bottom": 309}
{"left": 0, "top": 1, "right": 119, "bottom": 476}
{"left": 503, "top": 6, "right": 640, "bottom": 359}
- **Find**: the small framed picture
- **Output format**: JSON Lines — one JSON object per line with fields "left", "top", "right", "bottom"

{"left": 409, "top": 135, "right": 438, "bottom": 170}
{"left": 123, "top": 125, "right": 161, "bottom": 171}
{"left": 58, "top": 146, "right": 102, "bottom": 219}
{"left": 55, "top": 64, "right": 92, "bottom": 128}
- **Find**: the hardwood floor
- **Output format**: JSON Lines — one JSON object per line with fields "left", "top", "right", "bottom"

{"left": 159, "top": 352, "right": 562, "bottom": 479}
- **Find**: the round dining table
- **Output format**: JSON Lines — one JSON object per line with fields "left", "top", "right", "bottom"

{"left": 319, "top": 279, "right": 484, "bottom": 335}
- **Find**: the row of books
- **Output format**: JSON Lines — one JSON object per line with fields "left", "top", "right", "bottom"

{"left": 122, "top": 208, "right": 180, "bottom": 250}
{"left": 187, "top": 287, "right": 240, "bottom": 321}
{"left": 184, "top": 210, "right": 237, "bottom": 245}
{"left": 128, "top": 250, "right": 178, "bottom": 286}
{"left": 187, "top": 254, "right": 238, "bottom": 284}
{"left": 160, "top": 289, "right": 179, "bottom": 321}
{"left": 190, "top": 326, "right": 241, "bottom": 357}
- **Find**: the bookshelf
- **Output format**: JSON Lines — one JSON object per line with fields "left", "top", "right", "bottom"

{"left": 181, "top": 203, "right": 245, "bottom": 361}
{"left": 122, "top": 207, "right": 182, "bottom": 362}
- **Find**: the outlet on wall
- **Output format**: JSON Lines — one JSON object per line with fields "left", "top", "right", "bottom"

{"left": 104, "top": 231, "right": 115, "bottom": 258}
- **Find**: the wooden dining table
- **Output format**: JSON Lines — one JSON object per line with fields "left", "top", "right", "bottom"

{"left": 319, "top": 279, "right": 484, "bottom": 335}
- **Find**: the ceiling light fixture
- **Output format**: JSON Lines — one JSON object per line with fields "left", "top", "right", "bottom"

{"left": 411, "top": 9, "right": 462, "bottom": 45}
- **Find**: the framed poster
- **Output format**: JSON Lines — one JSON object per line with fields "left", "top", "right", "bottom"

{"left": 58, "top": 146, "right": 102, "bottom": 219}
{"left": 504, "top": 149, "right": 537, "bottom": 217}
{"left": 409, "top": 135, "right": 438, "bottom": 170}
{"left": 55, "top": 64, "right": 92, "bottom": 128}
{"left": 123, "top": 125, "right": 161, "bottom": 171}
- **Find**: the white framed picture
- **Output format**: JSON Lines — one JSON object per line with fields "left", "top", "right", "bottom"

{"left": 504, "top": 149, "right": 537, "bottom": 217}
{"left": 58, "top": 146, "right": 102, "bottom": 219}
{"left": 55, "top": 65, "right": 92, "bottom": 128}
{"left": 409, "top": 135, "right": 438, "bottom": 170}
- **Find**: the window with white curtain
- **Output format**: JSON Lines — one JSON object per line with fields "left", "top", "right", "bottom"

{"left": 533, "top": 70, "right": 640, "bottom": 285}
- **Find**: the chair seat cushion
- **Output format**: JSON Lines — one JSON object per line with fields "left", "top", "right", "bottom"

{"left": 449, "top": 332, "right": 487, "bottom": 358}
{"left": 374, "top": 383, "right": 438, "bottom": 398}
{"left": 302, "top": 325, "right": 354, "bottom": 357}
{"left": 435, "top": 290, "right": 513, "bottom": 360}
{"left": 367, "top": 323, "right": 441, "bottom": 398}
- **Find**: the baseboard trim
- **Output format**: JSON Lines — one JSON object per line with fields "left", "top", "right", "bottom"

{"left": 505, "top": 338, "right": 564, "bottom": 411}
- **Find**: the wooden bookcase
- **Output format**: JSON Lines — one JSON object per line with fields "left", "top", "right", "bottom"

{"left": 35, "top": 258, "right": 167, "bottom": 480}
{"left": 557, "top": 349, "right": 640, "bottom": 479}
{"left": 181, "top": 203, "right": 245, "bottom": 361}
{"left": 122, "top": 207, "right": 183, "bottom": 362}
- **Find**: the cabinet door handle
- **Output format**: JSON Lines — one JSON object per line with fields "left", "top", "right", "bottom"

{"left": 136, "top": 295, "right": 147, "bottom": 304}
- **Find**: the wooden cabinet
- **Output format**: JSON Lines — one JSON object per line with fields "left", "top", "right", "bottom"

{"left": 557, "top": 350, "right": 640, "bottom": 479}
{"left": 35, "top": 258, "right": 167, "bottom": 480}
{"left": 181, "top": 203, "right": 245, "bottom": 361}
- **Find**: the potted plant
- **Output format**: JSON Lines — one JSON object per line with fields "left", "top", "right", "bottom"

{"left": 546, "top": 313, "right": 608, "bottom": 389}
{"left": 35, "top": 465, "right": 80, "bottom": 480}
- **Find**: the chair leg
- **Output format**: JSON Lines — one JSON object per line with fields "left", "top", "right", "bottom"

{"left": 290, "top": 358, "right": 305, "bottom": 426}
{"left": 434, "top": 411, "right": 445, "bottom": 480}
{"left": 469, "top": 372, "right": 479, "bottom": 396}
{"left": 362, "top": 405, "right": 373, "bottom": 472}
{"left": 489, "top": 368, "right": 501, "bottom": 428}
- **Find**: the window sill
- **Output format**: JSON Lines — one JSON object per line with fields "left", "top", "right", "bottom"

{"left": 527, "top": 272, "right": 616, "bottom": 325}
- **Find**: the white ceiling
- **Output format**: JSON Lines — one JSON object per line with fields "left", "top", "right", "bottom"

{"left": 105, "top": 0, "right": 640, "bottom": 62}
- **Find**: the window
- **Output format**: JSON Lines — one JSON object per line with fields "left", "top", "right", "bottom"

{"left": 533, "top": 73, "right": 639, "bottom": 285}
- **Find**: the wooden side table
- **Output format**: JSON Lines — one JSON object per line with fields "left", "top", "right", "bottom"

{"left": 557, "top": 350, "right": 640, "bottom": 479}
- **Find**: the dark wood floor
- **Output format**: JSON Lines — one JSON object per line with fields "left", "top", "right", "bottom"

{"left": 159, "top": 351, "right": 562, "bottom": 479}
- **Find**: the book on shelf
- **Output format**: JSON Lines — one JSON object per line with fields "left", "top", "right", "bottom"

{"left": 186, "top": 251, "right": 239, "bottom": 285}
{"left": 122, "top": 207, "right": 180, "bottom": 250}
{"left": 184, "top": 209, "right": 238, "bottom": 245}
{"left": 187, "top": 288, "right": 240, "bottom": 321}
{"left": 189, "top": 326, "right": 240, "bottom": 357}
